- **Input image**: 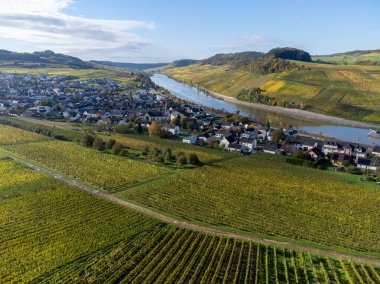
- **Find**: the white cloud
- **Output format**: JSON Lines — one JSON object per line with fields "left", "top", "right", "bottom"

{"left": 0, "top": 0, "right": 155, "bottom": 60}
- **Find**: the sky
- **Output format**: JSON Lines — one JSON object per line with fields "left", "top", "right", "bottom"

{"left": 0, "top": 0, "right": 380, "bottom": 63}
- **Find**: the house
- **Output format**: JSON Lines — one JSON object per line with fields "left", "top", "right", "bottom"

{"left": 239, "top": 137, "right": 257, "bottom": 153}
{"left": 263, "top": 143, "right": 281, "bottom": 154}
{"left": 307, "top": 147, "right": 322, "bottom": 160}
{"left": 357, "top": 158, "right": 379, "bottom": 171}
{"left": 227, "top": 143, "right": 242, "bottom": 152}
{"left": 323, "top": 140, "right": 341, "bottom": 154}
{"left": 220, "top": 135, "right": 237, "bottom": 149}
{"left": 372, "top": 145, "right": 380, "bottom": 157}
{"left": 161, "top": 124, "right": 180, "bottom": 136}
{"left": 182, "top": 135, "right": 198, "bottom": 144}
{"left": 144, "top": 111, "right": 167, "bottom": 122}
{"left": 241, "top": 129, "right": 258, "bottom": 139}
{"left": 287, "top": 136, "right": 320, "bottom": 151}
{"left": 331, "top": 153, "right": 351, "bottom": 165}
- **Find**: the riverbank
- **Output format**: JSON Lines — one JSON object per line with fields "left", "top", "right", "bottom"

{"left": 201, "top": 87, "right": 380, "bottom": 129}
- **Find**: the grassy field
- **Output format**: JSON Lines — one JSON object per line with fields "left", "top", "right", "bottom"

{"left": 163, "top": 62, "right": 380, "bottom": 123}
{"left": 118, "top": 154, "right": 380, "bottom": 254}
{"left": 1, "top": 158, "right": 379, "bottom": 283}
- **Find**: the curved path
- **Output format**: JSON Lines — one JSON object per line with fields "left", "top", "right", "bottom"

{"left": 2, "top": 150, "right": 380, "bottom": 266}
{"left": 201, "top": 87, "right": 380, "bottom": 129}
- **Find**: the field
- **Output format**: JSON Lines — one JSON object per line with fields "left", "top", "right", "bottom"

{"left": 1, "top": 158, "right": 379, "bottom": 283}
{"left": 163, "top": 62, "right": 380, "bottom": 123}
{"left": 118, "top": 154, "right": 380, "bottom": 254}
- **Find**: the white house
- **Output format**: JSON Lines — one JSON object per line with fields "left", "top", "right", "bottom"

{"left": 240, "top": 137, "right": 257, "bottom": 153}
{"left": 183, "top": 135, "right": 198, "bottom": 144}
{"left": 356, "top": 158, "right": 379, "bottom": 171}
{"left": 162, "top": 124, "right": 180, "bottom": 136}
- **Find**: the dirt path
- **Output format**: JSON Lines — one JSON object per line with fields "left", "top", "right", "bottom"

{"left": 2, "top": 150, "right": 380, "bottom": 266}
{"left": 201, "top": 87, "right": 380, "bottom": 129}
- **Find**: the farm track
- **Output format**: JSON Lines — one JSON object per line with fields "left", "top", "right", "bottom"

{"left": 1, "top": 149, "right": 380, "bottom": 266}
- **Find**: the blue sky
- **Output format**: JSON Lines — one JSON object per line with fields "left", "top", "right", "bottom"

{"left": 0, "top": 0, "right": 380, "bottom": 62}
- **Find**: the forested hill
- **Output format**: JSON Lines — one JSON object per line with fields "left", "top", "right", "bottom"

{"left": 198, "top": 47, "right": 311, "bottom": 74}
{"left": 201, "top": 51, "right": 264, "bottom": 69}
{"left": 91, "top": 60, "right": 168, "bottom": 70}
{"left": 0, "top": 50, "right": 94, "bottom": 69}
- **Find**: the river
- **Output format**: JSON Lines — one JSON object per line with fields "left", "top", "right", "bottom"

{"left": 151, "top": 73, "right": 380, "bottom": 145}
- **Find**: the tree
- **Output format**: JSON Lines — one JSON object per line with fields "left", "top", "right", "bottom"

{"left": 270, "top": 129, "right": 286, "bottom": 143}
{"left": 188, "top": 153, "right": 200, "bottom": 165}
{"left": 106, "top": 139, "right": 116, "bottom": 149}
{"left": 111, "top": 143, "right": 124, "bottom": 155}
{"left": 180, "top": 116, "right": 189, "bottom": 128}
{"left": 148, "top": 121, "right": 161, "bottom": 136}
{"left": 82, "top": 133, "right": 95, "bottom": 147}
{"left": 93, "top": 137, "right": 105, "bottom": 151}
{"left": 135, "top": 123, "right": 144, "bottom": 134}
{"left": 176, "top": 155, "right": 187, "bottom": 166}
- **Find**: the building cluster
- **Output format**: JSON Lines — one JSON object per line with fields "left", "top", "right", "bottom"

{"left": 182, "top": 124, "right": 380, "bottom": 172}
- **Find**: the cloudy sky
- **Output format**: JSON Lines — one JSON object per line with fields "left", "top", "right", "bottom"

{"left": 0, "top": 0, "right": 380, "bottom": 63}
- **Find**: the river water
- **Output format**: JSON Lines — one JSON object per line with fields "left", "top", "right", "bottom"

{"left": 151, "top": 73, "right": 380, "bottom": 146}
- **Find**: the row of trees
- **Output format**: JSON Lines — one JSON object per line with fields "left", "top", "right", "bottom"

{"left": 81, "top": 132, "right": 201, "bottom": 166}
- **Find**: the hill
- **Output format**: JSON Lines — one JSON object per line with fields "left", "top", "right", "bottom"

{"left": 201, "top": 51, "right": 264, "bottom": 69}
{"left": 0, "top": 49, "right": 94, "bottom": 69}
{"left": 90, "top": 60, "right": 168, "bottom": 70}
{"left": 162, "top": 48, "right": 380, "bottom": 123}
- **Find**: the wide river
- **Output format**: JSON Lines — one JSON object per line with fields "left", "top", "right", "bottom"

{"left": 151, "top": 73, "right": 380, "bottom": 145}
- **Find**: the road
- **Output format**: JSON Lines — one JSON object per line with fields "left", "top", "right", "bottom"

{"left": 2, "top": 150, "right": 380, "bottom": 266}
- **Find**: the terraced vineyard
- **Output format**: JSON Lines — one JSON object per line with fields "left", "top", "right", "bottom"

{"left": 120, "top": 154, "right": 380, "bottom": 254}
{"left": 4, "top": 139, "right": 170, "bottom": 191}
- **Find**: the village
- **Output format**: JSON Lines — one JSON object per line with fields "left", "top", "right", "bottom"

{"left": 0, "top": 71, "right": 379, "bottom": 179}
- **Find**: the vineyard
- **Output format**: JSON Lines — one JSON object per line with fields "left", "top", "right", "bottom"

{"left": 1, "top": 139, "right": 380, "bottom": 282}
{"left": 4, "top": 139, "right": 171, "bottom": 191}
{"left": 0, "top": 158, "right": 160, "bottom": 282}
{"left": 0, "top": 124, "right": 49, "bottom": 145}
{"left": 26, "top": 227, "right": 380, "bottom": 283}
{"left": 120, "top": 154, "right": 380, "bottom": 254}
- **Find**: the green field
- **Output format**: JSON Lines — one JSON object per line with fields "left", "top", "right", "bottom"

{"left": 163, "top": 62, "right": 380, "bottom": 123}
{"left": 1, "top": 158, "right": 379, "bottom": 283}
{"left": 118, "top": 154, "right": 380, "bottom": 254}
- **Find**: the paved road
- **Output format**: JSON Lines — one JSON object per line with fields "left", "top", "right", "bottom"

{"left": 2, "top": 150, "right": 380, "bottom": 266}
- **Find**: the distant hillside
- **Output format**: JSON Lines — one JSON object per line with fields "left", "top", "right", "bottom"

{"left": 171, "top": 59, "right": 199, "bottom": 67}
{"left": 313, "top": 50, "right": 380, "bottom": 65}
{"left": 0, "top": 50, "right": 94, "bottom": 69}
{"left": 91, "top": 60, "right": 168, "bottom": 70}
